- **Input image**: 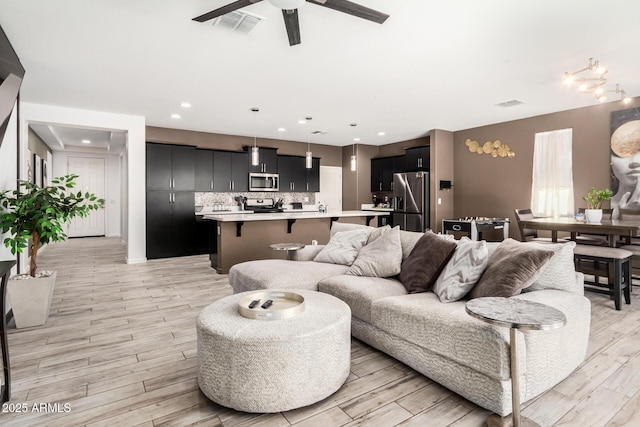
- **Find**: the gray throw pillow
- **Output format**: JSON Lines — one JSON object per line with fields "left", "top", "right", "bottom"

{"left": 433, "top": 237, "right": 489, "bottom": 303}
{"left": 399, "top": 231, "right": 457, "bottom": 293}
{"left": 347, "top": 226, "right": 402, "bottom": 277}
{"left": 468, "top": 238, "right": 554, "bottom": 299}
{"left": 314, "top": 229, "right": 370, "bottom": 266}
{"left": 523, "top": 241, "right": 577, "bottom": 293}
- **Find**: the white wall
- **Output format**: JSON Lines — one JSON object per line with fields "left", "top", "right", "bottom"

{"left": 20, "top": 102, "right": 146, "bottom": 264}
{"left": 0, "top": 103, "right": 18, "bottom": 273}
{"left": 52, "top": 149, "right": 121, "bottom": 237}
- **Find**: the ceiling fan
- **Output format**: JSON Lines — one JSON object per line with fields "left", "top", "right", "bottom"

{"left": 193, "top": 0, "right": 389, "bottom": 46}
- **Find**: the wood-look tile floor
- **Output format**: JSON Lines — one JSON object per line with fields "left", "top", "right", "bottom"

{"left": 1, "top": 237, "right": 640, "bottom": 426}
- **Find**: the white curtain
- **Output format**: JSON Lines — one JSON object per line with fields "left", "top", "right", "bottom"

{"left": 531, "top": 128, "right": 574, "bottom": 218}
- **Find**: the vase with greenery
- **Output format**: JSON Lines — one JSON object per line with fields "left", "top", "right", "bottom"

{"left": 0, "top": 174, "right": 104, "bottom": 328}
{"left": 582, "top": 187, "right": 613, "bottom": 223}
{"left": 582, "top": 187, "right": 613, "bottom": 210}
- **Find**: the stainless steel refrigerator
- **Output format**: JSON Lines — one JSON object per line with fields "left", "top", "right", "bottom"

{"left": 393, "top": 172, "right": 429, "bottom": 232}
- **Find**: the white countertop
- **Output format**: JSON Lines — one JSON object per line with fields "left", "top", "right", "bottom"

{"left": 196, "top": 205, "right": 320, "bottom": 216}
{"left": 202, "top": 210, "right": 390, "bottom": 222}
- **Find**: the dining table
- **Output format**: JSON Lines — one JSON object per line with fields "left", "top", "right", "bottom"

{"left": 518, "top": 217, "right": 640, "bottom": 247}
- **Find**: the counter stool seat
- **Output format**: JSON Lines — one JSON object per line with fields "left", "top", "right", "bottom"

{"left": 573, "top": 245, "right": 632, "bottom": 310}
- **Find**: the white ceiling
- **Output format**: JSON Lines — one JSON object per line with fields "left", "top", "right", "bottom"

{"left": 29, "top": 124, "right": 126, "bottom": 153}
{"left": 2, "top": 0, "right": 640, "bottom": 147}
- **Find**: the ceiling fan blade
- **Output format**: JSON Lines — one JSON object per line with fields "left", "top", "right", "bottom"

{"left": 306, "top": 0, "right": 388, "bottom": 24}
{"left": 282, "top": 9, "right": 301, "bottom": 46}
{"left": 193, "top": 0, "right": 263, "bottom": 22}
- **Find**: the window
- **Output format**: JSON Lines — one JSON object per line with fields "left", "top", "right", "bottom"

{"left": 531, "top": 128, "right": 574, "bottom": 217}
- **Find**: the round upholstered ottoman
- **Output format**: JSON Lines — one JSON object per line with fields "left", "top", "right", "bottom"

{"left": 197, "top": 290, "right": 351, "bottom": 413}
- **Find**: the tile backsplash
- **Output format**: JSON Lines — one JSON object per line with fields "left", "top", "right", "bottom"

{"left": 195, "top": 192, "right": 316, "bottom": 208}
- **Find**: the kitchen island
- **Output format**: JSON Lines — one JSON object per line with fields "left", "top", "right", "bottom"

{"left": 202, "top": 210, "right": 390, "bottom": 273}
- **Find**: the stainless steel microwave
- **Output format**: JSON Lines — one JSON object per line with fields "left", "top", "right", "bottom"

{"left": 249, "top": 173, "right": 279, "bottom": 192}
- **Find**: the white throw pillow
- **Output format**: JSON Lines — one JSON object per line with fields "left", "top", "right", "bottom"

{"left": 347, "top": 226, "right": 402, "bottom": 277}
{"left": 523, "top": 241, "right": 576, "bottom": 292}
{"left": 433, "top": 237, "right": 489, "bottom": 303}
{"left": 314, "top": 229, "right": 370, "bottom": 266}
{"left": 330, "top": 221, "right": 375, "bottom": 238}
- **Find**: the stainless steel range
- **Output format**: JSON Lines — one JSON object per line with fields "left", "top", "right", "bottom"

{"left": 245, "top": 198, "right": 284, "bottom": 213}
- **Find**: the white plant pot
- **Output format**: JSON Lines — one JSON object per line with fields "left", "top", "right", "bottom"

{"left": 585, "top": 209, "right": 603, "bottom": 224}
{"left": 8, "top": 271, "right": 56, "bottom": 329}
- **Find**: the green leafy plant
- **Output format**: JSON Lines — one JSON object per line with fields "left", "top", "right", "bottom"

{"left": 582, "top": 187, "right": 614, "bottom": 210}
{"left": 0, "top": 174, "right": 104, "bottom": 277}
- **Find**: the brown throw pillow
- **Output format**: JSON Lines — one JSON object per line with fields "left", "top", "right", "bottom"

{"left": 468, "top": 238, "right": 555, "bottom": 299}
{"left": 399, "top": 231, "right": 457, "bottom": 293}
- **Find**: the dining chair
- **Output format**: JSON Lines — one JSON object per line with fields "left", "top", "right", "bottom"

{"left": 617, "top": 208, "right": 640, "bottom": 286}
{"left": 513, "top": 209, "right": 555, "bottom": 243}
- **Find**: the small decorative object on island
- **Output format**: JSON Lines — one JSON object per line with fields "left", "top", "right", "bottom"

{"left": 0, "top": 174, "right": 104, "bottom": 328}
{"left": 582, "top": 187, "right": 613, "bottom": 224}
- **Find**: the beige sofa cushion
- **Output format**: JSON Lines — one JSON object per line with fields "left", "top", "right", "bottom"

{"left": 318, "top": 275, "right": 407, "bottom": 323}
{"left": 371, "top": 292, "right": 513, "bottom": 381}
{"left": 229, "top": 260, "right": 349, "bottom": 293}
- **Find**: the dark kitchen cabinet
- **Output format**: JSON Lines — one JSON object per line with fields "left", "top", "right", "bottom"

{"left": 195, "top": 149, "right": 214, "bottom": 191}
{"left": 392, "top": 155, "right": 405, "bottom": 174}
{"left": 213, "top": 151, "right": 248, "bottom": 192}
{"left": 405, "top": 146, "right": 430, "bottom": 171}
{"left": 146, "top": 143, "right": 198, "bottom": 259}
{"left": 146, "top": 143, "right": 195, "bottom": 191}
{"left": 278, "top": 155, "right": 306, "bottom": 192}
{"left": 248, "top": 147, "right": 278, "bottom": 174}
{"left": 371, "top": 157, "right": 393, "bottom": 192}
{"left": 146, "top": 191, "right": 196, "bottom": 259}
{"left": 306, "top": 157, "right": 320, "bottom": 192}
{"left": 194, "top": 218, "right": 216, "bottom": 257}
{"left": 371, "top": 156, "right": 405, "bottom": 192}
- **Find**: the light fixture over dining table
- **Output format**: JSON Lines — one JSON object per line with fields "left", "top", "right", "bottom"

{"left": 563, "top": 57, "right": 631, "bottom": 104}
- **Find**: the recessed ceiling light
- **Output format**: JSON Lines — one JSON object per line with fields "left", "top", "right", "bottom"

{"left": 81, "top": 139, "right": 91, "bottom": 144}
{"left": 180, "top": 102, "right": 192, "bottom": 108}
{"left": 171, "top": 114, "right": 181, "bottom": 119}
{"left": 298, "top": 120, "right": 306, "bottom": 124}
{"left": 278, "top": 127, "right": 286, "bottom": 132}
{"left": 353, "top": 137, "right": 360, "bottom": 142}
{"left": 377, "top": 131, "right": 386, "bottom": 136}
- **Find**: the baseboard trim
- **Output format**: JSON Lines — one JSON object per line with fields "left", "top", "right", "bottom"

{"left": 125, "top": 257, "right": 147, "bottom": 264}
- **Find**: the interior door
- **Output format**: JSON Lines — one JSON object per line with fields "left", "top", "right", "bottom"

{"left": 318, "top": 166, "right": 342, "bottom": 212}
{"left": 67, "top": 156, "right": 106, "bottom": 237}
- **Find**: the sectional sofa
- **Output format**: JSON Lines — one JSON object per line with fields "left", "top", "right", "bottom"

{"left": 228, "top": 224, "right": 591, "bottom": 417}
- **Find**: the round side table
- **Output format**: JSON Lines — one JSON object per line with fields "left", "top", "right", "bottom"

{"left": 269, "top": 243, "right": 305, "bottom": 260}
{"left": 465, "top": 297, "right": 566, "bottom": 427}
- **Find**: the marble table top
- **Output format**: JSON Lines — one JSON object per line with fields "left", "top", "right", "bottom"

{"left": 269, "top": 243, "right": 306, "bottom": 251}
{"left": 465, "top": 297, "right": 566, "bottom": 331}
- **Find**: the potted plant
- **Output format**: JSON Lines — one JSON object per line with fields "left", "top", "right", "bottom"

{"left": 0, "top": 174, "right": 104, "bottom": 328}
{"left": 582, "top": 187, "right": 613, "bottom": 223}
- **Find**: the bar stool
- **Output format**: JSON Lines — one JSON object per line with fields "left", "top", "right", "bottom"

{"left": 573, "top": 245, "right": 632, "bottom": 310}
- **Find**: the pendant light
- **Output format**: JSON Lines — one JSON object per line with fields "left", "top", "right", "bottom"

{"left": 251, "top": 107, "right": 260, "bottom": 166}
{"left": 350, "top": 123, "right": 357, "bottom": 172}
{"left": 306, "top": 131, "right": 313, "bottom": 169}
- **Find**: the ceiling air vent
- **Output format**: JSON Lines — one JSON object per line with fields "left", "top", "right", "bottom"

{"left": 212, "top": 10, "right": 265, "bottom": 35}
{"left": 495, "top": 100, "right": 525, "bottom": 108}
